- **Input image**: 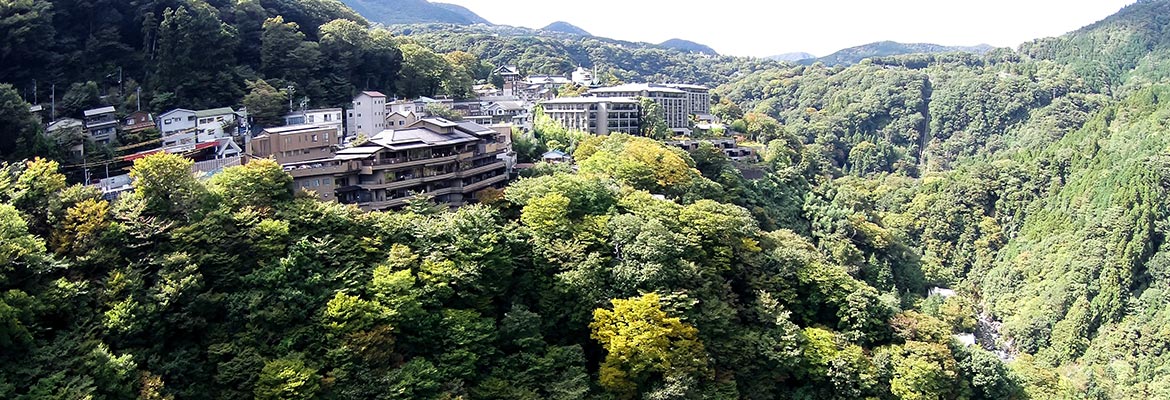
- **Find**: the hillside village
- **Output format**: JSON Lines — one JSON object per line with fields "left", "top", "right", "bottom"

{"left": 36, "top": 65, "right": 756, "bottom": 211}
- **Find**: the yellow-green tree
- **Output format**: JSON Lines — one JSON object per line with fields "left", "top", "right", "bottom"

{"left": 590, "top": 293, "right": 709, "bottom": 399}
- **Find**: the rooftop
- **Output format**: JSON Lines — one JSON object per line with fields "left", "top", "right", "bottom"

{"left": 360, "top": 91, "right": 386, "bottom": 98}
{"left": 540, "top": 96, "right": 639, "bottom": 105}
{"left": 590, "top": 83, "right": 686, "bottom": 95}
{"left": 665, "top": 83, "right": 710, "bottom": 91}
{"left": 195, "top": 107, "right": 236, "bottom": 117}
{"left": 261, "top": 124, "right": 334, "bottom": 135}
{"left": 83, "top": 106, "right": 117, "bottom": 117}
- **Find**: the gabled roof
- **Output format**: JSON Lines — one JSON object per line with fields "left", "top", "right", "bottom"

{"left": 493, "top": 65, "right": 520, "bottom": 76}
{"left": 542, "top": 150, "right": 568, "bottom": 159}
{"left": 83, "top": 106, "right": 117, "bottom": 117}
{"left": 195, "top": 107, "right": 236, "bottom": 117}
{"left": 47, "top": 118, "right": 84, "bottom": 132}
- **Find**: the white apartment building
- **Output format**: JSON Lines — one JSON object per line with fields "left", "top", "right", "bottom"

{"left": 285, "top": 108, "right": 344, "bottom": 138}
{"left": 347, "top": 91, "right": 388, "bottom": 138}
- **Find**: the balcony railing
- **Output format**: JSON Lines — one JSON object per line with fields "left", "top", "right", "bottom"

{"left": 458, "top": 161, "right": 506, "bottom": 177}
{"left": 363, "top": 153, "right": 459, "bottom": 170}
{"left": 287, "top": 162, "right": 350, "bottom": 178}
{"left": 359, "top": 187, "right": 459, "bottom": 210}
{"left": 462, "top": 174, "right": 508, "bottom": 193}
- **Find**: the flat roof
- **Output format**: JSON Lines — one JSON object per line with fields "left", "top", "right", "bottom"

{"left": 262, "top": 124, "right": 334, "bottom": 134}
{"left": 540, "top": 96, "right": 639, "bottom": 105}
{"left": 590, "top": 83, "right": 686, "bottom": 94}
{"left": 83, "top": 106, "right": 117, "bottom": 116}
{"left": 195, "top": 107, "right": 235, "bottom": 117}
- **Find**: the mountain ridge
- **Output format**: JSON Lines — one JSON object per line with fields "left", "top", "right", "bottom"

{"left": 541, "top": 21, "right": 591, "bottom": 36}
{"left": 804, "top": 41, "right": 996, "bottom": 66}
{"left": 339, "top": 0, "right": 492, "bottom": 25}
{"left": 659, "top": 39, "right": 719, "bottom": 56}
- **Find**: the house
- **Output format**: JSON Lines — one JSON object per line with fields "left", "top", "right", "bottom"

{"left": 194, "top": 107, "right": 239, "bottom": 142}
{"left": 386, "top": 111, "right": 418, "bottom": 129}
{"left": 122, "top": 111, "right": 155, "bottom": 136}
{"left": 539, "top": 97, "right": 641, "bottom": 135}
{"left": 541, "top": 150, "right": 569, "bottom": 163}
{"left": 83, "top": 106, "right": 119, "bottom": 144}
{"left": 250, "top": 124, "right": 342, "bottom": 165}
{"left": 288, "top": 118, "right": 513, "bottom": 210}
{"left": 590, "top": 83, "right": 690, "bottom": 134}
{"left": 47, "top": 118, "right": 86, "bottom": 159}
{"left": 285, "top": 108, "right": 343, "bottom": 128}
{"left": 347, "top": 91, "right": 387, "bottom": 138}
{"left": 493, "top": 65, "right": 522, "bottom": 96}
{"left": 158, "top": 109, "right": 198, "bottom": 146}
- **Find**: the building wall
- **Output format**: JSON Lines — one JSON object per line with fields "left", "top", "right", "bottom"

{"left": 252, "top": 126, "right": 340, "bottom": 165}
{"left": 349, "top": 94, "right": 387, "bottom": 138}
{"left": 159, "top": 111, "right": 196, "bottom": 137}
{"left": 196, "top": 113, "right": 236, "bottom": 142}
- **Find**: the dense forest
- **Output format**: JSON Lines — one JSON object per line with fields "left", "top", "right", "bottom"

{"left": 2, "top": 0, "right": 1170, "bottom": 398}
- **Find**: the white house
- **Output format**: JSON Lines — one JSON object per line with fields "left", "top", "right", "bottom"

{"left": 158, "top": 109, "right": 197, "bottom": 146}
{"left": 194, "top": 107, "right": 238, "bottom": 142}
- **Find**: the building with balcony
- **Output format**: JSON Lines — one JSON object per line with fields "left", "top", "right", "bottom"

{"left": 158, "top": 108, "right": 197, "bottom": 146}
{"left": 540, "top": 97, "right": 641, "bottom": 135}
{"left": 665, "top": 83, "right": 711, "bottom": 116}
{"left": 250, "top": 124, "right": 342, "bottom": 165}
{"left": 122, "top": 111, "right": 155, "bottom": 136}
{"left": 195, "top": 107, "right": 239, "bottom": 142}
{"left": 83, "top": 106, "right": 119, "bottom": 144}
{"left": 589, "top": 83, "right": 690, "bottom": 134}
{"left": 287, "top": 118, "right": 513, "bottom": 210}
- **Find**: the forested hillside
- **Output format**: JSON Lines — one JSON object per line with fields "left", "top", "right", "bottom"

{"left": 714, "top": 0, "right": 1170, "bottom": 397}
{"left": 388, "top": 24, "right": 781, "bottom": 86}
{"left": 807, "top": 41, "right": 996, "bottom": 66}
{"left": 3, "top": 0, "right": 1170, "bottom": 398}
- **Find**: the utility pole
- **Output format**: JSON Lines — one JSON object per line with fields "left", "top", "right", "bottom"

{"left": 33, "top": 80, "right": 37, "bottom": 104}
{"left": 136, "top": 87, "right": 142, "bottom": 111}
{"left": 51, "top": 84, "right": 56, "bottom": 121}
{"left": 286, "top": 85, "right": 296, "bottom": 112}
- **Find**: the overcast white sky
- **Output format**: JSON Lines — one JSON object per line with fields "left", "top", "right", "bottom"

{"left": 440, "top": 0, "right": 1137, "bottom": 57}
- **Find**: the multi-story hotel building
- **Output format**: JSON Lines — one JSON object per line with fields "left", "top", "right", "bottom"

{"left": 589, "top": 83, "right": 689, "bottom": 134}
{"left": 539, "top": 97, "right": 641, "bottom": 135}
{"left": 665, "top": 84, "right": 712, "bottom": 116}
{"left": 284, "top": 118, "right": 512, "bottom": 210}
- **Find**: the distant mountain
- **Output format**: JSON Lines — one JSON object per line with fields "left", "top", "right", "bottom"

{"left": 339, "top": 0, "right": 491, "bottom": 25}
{"left": 659, "top": 39, "right": 719, "bottom": 56}
{"left": 767, "top": 52, "right": 816, "bottom": 62}
{"left": 807, "top": 41, "right": 995, "bottom": 66}
{"left": 432, "top": 3, "right": 491, "bottom": 24}
{"left": 541, "top": 21, "right": 591, "bottom": 36}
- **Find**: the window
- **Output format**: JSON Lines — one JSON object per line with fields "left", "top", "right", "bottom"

{"left": 399, "top": 121, "right": 405, "bottom": 126}
{"left": 165, "top": 119, "right": 172, "bottom": 125}
{"left": 312, "top": 134, "right": 319, "bottom": 142}
{"left": 324, "top": 133, "right": 329, "bottom": 141}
